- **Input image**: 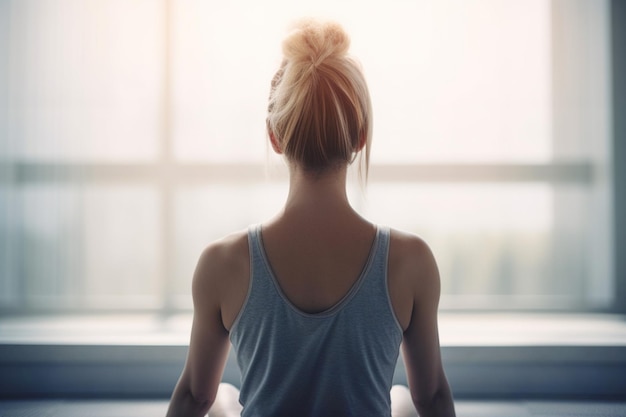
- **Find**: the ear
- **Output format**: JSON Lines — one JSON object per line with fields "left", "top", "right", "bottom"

{"left": 356, "top": 132, "right": 367, "bottom": 152}
{"left": 269, "top": 130, "right": 283, "bottom": 155}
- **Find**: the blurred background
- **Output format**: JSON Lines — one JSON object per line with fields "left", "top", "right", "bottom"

{"left": 0, "top": 0, "right": 616, "bottom": 316}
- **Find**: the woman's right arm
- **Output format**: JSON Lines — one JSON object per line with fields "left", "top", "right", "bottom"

{"left": 399, "top": 237, "right": 456, "bottom": 417}
{"left": 166, "top": 245, "right": 232, "bottom": 417}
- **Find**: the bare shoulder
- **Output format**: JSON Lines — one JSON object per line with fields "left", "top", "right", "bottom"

{"left": 387, "top": 228, "right": 441, "bottom": 329}
{"left": 197, "top": 230, "right": 249, "bottom": 274}
{"left": 192, "top": 230, "right": 250, "bottom": 307}
{"left": 389, "top": 228, "right": 433, "bottom": 259}
{"left": 388, "top": 228, "right": 439, "bottom": 282}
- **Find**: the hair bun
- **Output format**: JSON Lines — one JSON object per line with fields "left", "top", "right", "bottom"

{"left": 282, "top": 19, "right": 350, "bottom": 66}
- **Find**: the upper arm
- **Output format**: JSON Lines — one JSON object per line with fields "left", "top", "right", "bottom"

{"left": 397, "top": 236, "right": 447, "bottom": 405}
{"left": 178, "top": 244, "right": 233, "bottom": 404}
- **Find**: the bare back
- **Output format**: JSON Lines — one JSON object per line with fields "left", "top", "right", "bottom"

{"left": 217, "top": 217, "right": 427, "bottom": 333}
{"left": 259, "top": 218, "right": 377, "bottom": 314}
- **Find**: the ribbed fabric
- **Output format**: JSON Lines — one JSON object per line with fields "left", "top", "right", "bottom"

{"left": 229, "top": 225, "right": 403, "bottom": 417}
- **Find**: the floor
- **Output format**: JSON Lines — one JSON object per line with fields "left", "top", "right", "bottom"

{"left": 1, "top": 399, "right": 626, "bottom": 417}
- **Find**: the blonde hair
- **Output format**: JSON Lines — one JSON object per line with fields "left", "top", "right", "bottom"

{"left": 266, "top": 19, "right": 372, "bottom": 181}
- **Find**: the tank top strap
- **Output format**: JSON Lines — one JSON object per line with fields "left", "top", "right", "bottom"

{"left": 247, "top": 224, "right": 263, "bottom": 263}
{"left": 362, "top": 225, "right": 390, "bottom": 290}
{"left": 374, "top": 225, "right": 390, "bottom": 264}
{"left": 245, "top": 223, "right": 274, "bottom": 294}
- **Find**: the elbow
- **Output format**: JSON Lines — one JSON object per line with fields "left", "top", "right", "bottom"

{"left": 190, "top": 389, "right": 214, "bottom": 413}
{"left": 182, "top": 387, "right": 214, "bottom": 416}
{"left": 167, "top": 386, "right": 213, "bottom": 417}
{"left": 413, "top": 393, "right": 437, "bottom": 415}
{"left": 412, "top": 384, "right": 454, "bottom": 416}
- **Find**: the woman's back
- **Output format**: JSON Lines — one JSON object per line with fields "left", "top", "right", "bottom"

{"left": 230, "top": 222, "right": 403, "bottom": 417}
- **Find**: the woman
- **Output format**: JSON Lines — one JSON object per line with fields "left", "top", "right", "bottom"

{"left": 166, "top": 19, "right": 456, "bottom": 417}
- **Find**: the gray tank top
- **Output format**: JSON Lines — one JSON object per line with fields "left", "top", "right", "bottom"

{"left": 229, "top": 225, "right": 403, "bottom": 417}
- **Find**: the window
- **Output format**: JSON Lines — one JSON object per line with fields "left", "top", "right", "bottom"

{"left": 0, "top": 0, "right": 614, "bottom": 314}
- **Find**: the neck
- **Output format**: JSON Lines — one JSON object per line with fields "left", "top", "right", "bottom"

{"left": 282, "top": 164, "right": 353, "bottom": 219}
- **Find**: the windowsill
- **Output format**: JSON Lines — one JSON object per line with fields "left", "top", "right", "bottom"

{"left": 0, "top": 314, "right": 193, "bottom": 346}
{"left": 1, "top": 312, "right": 625, "bottom": 346}
{"left": 1, "top": 313, "right": 625, "bottom": 399}
{"left": 439, "top": 312, "right": 626, "bottom": 346}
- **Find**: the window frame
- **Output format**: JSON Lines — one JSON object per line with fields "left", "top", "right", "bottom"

{"left": 611, "top": 0, "right": 626, "bottom": 314}
{"left": 0, "top": 0, "right": 621, "bottom": 316}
